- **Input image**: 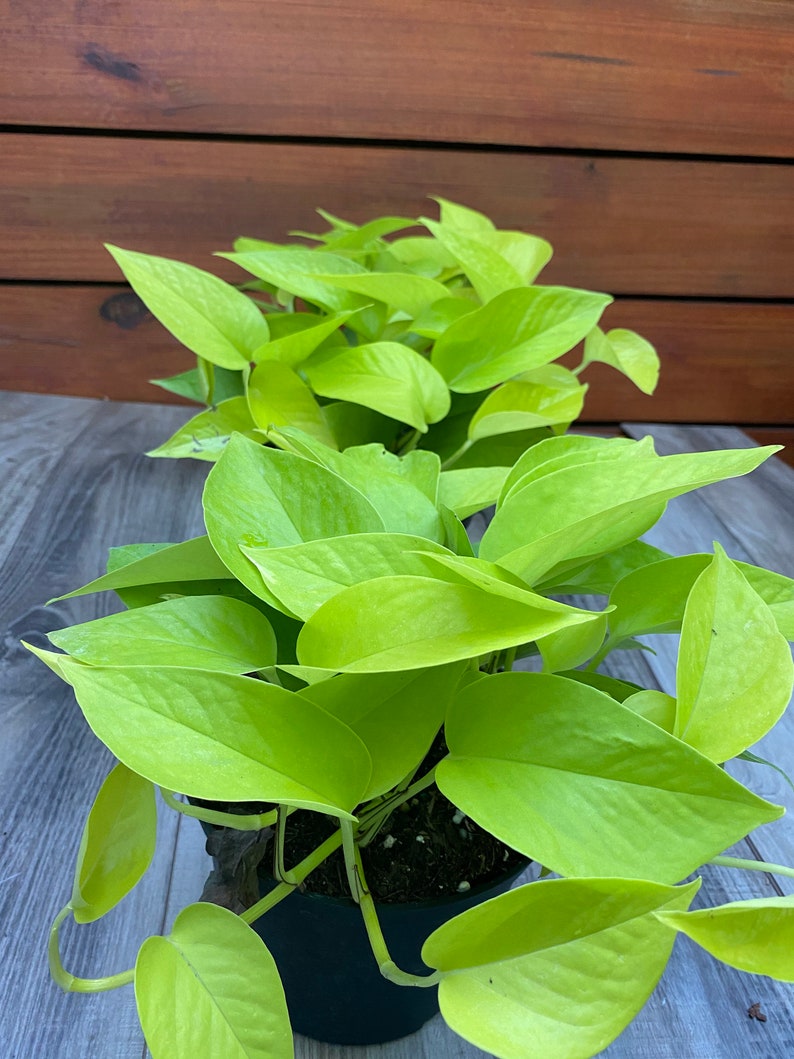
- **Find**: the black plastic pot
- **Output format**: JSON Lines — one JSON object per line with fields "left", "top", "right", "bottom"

{"left": 251, "top": 861, "right": 528, "bottom": 1045}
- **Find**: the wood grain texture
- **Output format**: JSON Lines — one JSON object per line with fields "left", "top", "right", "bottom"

{"left": 2, "top": 133, "right": 792, "bottom": 297}
{"left": 3, "top": 1, "right": 793, "bottom": 156}
{"left": 2, "top": 394, "right": 794, "bottom": 1057}
{"left": 2, "top": 284, "right": 792, "bottom": 424}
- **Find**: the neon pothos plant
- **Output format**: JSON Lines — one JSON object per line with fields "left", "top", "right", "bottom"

{"left": 29, "top": 420, "right": 794, "bottom": 1058}
{"left": 105, "top": 197, "right": 660, "bottom": 463}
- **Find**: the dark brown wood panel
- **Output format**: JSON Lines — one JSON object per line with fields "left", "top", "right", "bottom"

{"left": 2, "top": 134, "right": 792, "bottom": 298}
{"left": 3, "top": 1, "right": 792, "bottom": 156}
{"left": 2, "top": 285, "right": 791, "bottom": 424}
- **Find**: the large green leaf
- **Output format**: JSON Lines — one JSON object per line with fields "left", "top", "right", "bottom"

{"left": 497, "top": 433, "right": 652, "bottom": 508}
{"left": 608, "top": 553, "right": 794, "bottom": 646}
{"left": 432, "top": 286, "right": 612, "bottom": 393}
{"left": 480, "top": 444, "right": 778, "bottom": 585}
{"left": 582, "top": 326, "right": 660, "bottom": 394}
{"left": 106, "top": 247, "right": 269, "bottom": 369}
{"left": 657, "top": 895, "right": 794, "bottom": 980}
{"left": 242, "top": 533, "right": 452, "bottom": 620}
{"left": 71, "top": 763, "right": 156, "bottom": 924}
{"left": 50, "top": 536, "right": 231, "bottom": 603}
{"left": 49, "top": 595, "right": 277, "bottom": 674}
{"left": 468, "top": 366, "right": 587, "bottom": 438}
{"left": 203, "top": 434, "right": 384, "bottom": 602}
{"left": 299, "top": 664, "right": 463, "bottom": 798}
{"left": 437, "top": 672, "right": 782, "bottom": 882}
{"left": 247, "top": 360, "right": 336, "bottom": 447}
{"left": 301, "top": 342, "right": 450, "bottom": 432}
{"left": 136, "top": 903, "right": 293, "bottom": 1059}
{"left": 219, "top": 248, "right": 369, "bottom": 313}
{"left": 297, "top": 575, "right": 600, "bottom": 672}
{"left": 424, "top": 877, "right": 698, "bottom": 1059}
{"left": 675, "top": 546, "right": 794, "bottom": 762}
{"left": 146, "top": 397, "right": 260, "bottom": 461}
{"left": 61, "top": 662, "right": 371, "bottom": 815}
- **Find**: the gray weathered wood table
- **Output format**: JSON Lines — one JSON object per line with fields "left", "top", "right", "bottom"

{"left": 1, "top": 391, "right": 792, "bottom": 1058}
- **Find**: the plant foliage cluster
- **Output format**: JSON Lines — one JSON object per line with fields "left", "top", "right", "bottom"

{"left": 30, "top": 202, "right": 794, "bottom": 1059}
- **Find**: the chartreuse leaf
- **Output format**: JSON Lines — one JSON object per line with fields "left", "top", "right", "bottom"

{"left": 622, "top": 690, "right": 678, "bottom": 732}
{"left": 242, "top": 534, "right": 452, "bottom": 620}
{"left": 319, "top": 215, "right": 416, "bottom": 251}
{"left": 299, "top": 664, "right": 463, "bottom": 799}
{"left": 105, "top": 246, "right": 269, "bottom": 369}
{"left": 310, "top": 272, "right": 450, "bottom": 317}
{"left": 438, "top": 465, "right": 509, "bottom": 519}
{"left": 432, "top": 286, "right": 612, "bottom": 393}
{"left": 247, "top": 360, "right": 336, "bottom": 447}
{"left": 424, "top": 876, "right": 699, "bottom": 1059}
{"left": 250, "top": 311, "right": 352, "bottom": 368}
{"left": 432, "top": 197, "right": 496, "bottom": 233}
{"left": 608, "top": 554, "right": 794, "bottom": 646}
{"left": 301, "top": 342, "right": 450, "bottom": 432}
{"left": 536, "top": 610, "right": 609, "bottom": 672}
{"left": 437, "top": 672, "right": 782, "bottom": 882}
{"left": 557, "top": 670, "right": 642, "bottom": 702}
{"left": 136, "top": 902, "right": 293, "bottom": 1059}
{"left": 657, "top": 895, "right": 794, "bottom": 980}
{"left": 535, "top": 539, "right": 669, "bottom": 596}
{"left": 203, "top": 434, "right": 384, "bottom": 602}
{"left": 675, "top": 546, "right": 794, "bottom": 762}
{"left": 219, "top": 248, "right": 369, "bottom": 313}
{"left": 387, "top": 235, "right": 458, "bottom": 275}
{"left": 60, "top": 662, "right": 371, "bottom": 815}
{"left": 150, "top": 366, "right": 207, "bottom": 402}
{"left": 410, "top": 296, "right": 476, "bottom": 339}
{"left": 483, "top": 229, "right": 554, "bottom": 285}
{"left": 146, "top": 397, "right": 259, "bottom": 461}
{"left": 468, "top": 365, "right": 587, "bottom": 438}
{"left": 422, "top": 218, "right": 522, "bottom": 302}
{"left": 480, "top": 445, "right": 779, "bottom": 586}
{"left": 583, "top": 326, "right": 660, "bottom": 394}
{"left": 49, "top": 536, "right": 231, "bottom": 603}
{"left": 48, "top": 596, "right": 276, "bottom": 674}
{"left": 297, "top": 575, "right": 600, "bottom": 672}
{"left": 282, "top": 440, "right": 444, "bottom": 541}
{"left": 71, "top": 763, "right": 156, "bottom": 924}
{"left": 498, "top": 433, "right": 645, "bottom": 507}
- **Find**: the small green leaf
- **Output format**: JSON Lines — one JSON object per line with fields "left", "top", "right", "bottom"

{"left": 424, "top": 877, "right": 698, "bottom": 1059}
{"left": 431, "top": 197, "right": 496, "bottom": 233}
{"left": 422, "top": 219, "right": 523, "bottom": 303}
{"left": 147, "top": 397, "right": 259, "bottom": 461}
{"left": 247, "top": 360, "right": 336, "bottom": 447}
{"left": 410, "top": 297, "right": 477, "bottom": 339}
{"left": 72, "top": 763, "right": 156, "bottom": 924}
{"left": 309, "top": 272, "right": 450, "bottom": 317}
{"left": 49, "top": 595, "right": 277, "bottom": 674}
{"left": 675, "top": 546, "right": 794, "bottom": 762}
{"left": 219, "top": 249, "right": 369, "bottom": 313}
{"left": 622, "top": 690, "right": 677, "bottom": 732}
{"left": 251, "top": 311, "right": 352, "bottom": 368}
{"left": 537, "top": 609, "right": 609, "bottom": 671}
{"left": 136, "top": 903, "right": 293, "bottom": 1059}
{"left": 298, "top": 575, "right": 600, "bottom": 672}
{"left": 61, "top": 662, "right": 371, "bottom": 815}
{"left": 438, "top": 465, "right": 509, "bottom": 519}
{"left": 657, "top": 895, "right": 794, "bottom": 981}
{"left": 299, "top": 665, "right": 463, "bottom": 798}
{"left": 468, "top": 366, "right": 587, "bottom": 439}
{"left": 106, "top": 246, "right": 269, "bottom": 369}
{"left": 150, "top": 367, "right": 207, "bottom": 403}
{"left": 536, "top": 539, "right": 670, "bottom": 596}
{"left": 437, "top": 671, "right": 782, "bottom": 881}
{"left": 302, "top": 341, "right": 450, "bottom": 432}
{"left": 583, "top": 326, "right": 660, "bottom": 394}
{"left": 432, "top": 286, "right": 613, "bottom": 393}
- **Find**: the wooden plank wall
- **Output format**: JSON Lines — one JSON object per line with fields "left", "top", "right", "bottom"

{"left": 1, "top": 1, "right": 792, "bottom": 435}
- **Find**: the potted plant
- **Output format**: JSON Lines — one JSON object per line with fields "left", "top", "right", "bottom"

{"left": 27, "top": 203, "right": 794, "bottom": 1059}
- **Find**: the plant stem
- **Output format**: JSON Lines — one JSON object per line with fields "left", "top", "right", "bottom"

{"left": 240, "top": 830, "right": 344, "bottom": 925}
{"left": 273, "top": 805, "right": 298, "bottom": 884}
{"left": 159, "top": 788, "right": 277, "bottom": 831}
{"left": 354, "top": 847, "right": 441, "bottom": 988}
{"left": 340, "top": 819, "right": 361, "bottom": 904}
{"left": 48, "top": 904, "right": 135, "bottom": 993}
{"left": 357, "top": 767, "right": 438, "bottom": 847}
{"left": 502, "top": 646, "right": 517, "bottom": 672}
{"left": 395, "top": 427, "right": 423, "bottom": 456}
{"left": 710, "top": 855, "right": 794, "bottom": 880}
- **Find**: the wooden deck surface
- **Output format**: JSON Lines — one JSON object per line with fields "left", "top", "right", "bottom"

{"left": 1, "top": 391, "right": 793, "bottom": 1058}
